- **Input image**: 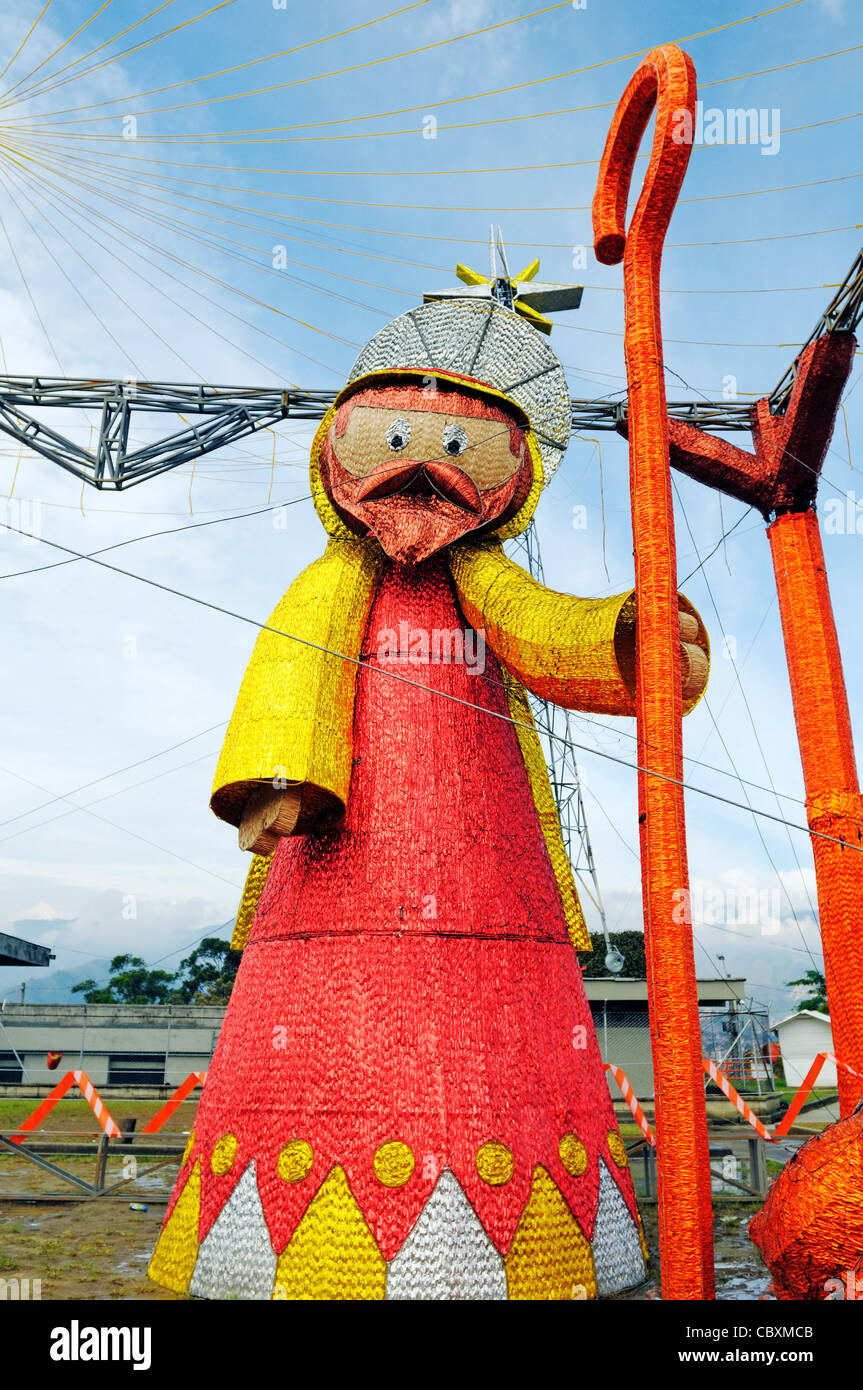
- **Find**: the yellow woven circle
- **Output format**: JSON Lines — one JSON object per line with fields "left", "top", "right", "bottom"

{"left": 182, "top": 1130, "right": 196, "bottom": 1168}
{"left": 476, "top": 1142, "right": 514, "bottom": 1186}
{"left": 558, "top": 1133, "right": 588, "bottom": 1177}
{"left": 211, "top": 1133, "right": 238, "bottom": 1176}
{"left": 278, "top": 1140, "right": 314, "bottom": 1184}
{"left": 607, "top": 1132, "right": 628, "bottom": 1169}
{"left": 373, "top": 1141, "right": 415, "bottom": 1187}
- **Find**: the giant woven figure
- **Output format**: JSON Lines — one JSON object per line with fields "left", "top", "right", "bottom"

{"left": 148, "top": 282, "right": 709, "bottom": 1300}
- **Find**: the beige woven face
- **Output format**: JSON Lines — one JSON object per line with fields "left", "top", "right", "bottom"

{"left": 319, "top": 381, "right": 534, "bottom": 565}
{"left": 330, "top": 405, "right": 525, "bottom": 492}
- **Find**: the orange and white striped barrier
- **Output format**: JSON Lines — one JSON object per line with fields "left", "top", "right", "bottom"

{"left": 604, "top": 1062, "right": 655, "bottom": 1146}
{"left": 9, "top": 1069, "right": 122, "bottom": 1145}
{"left": 604, "top": 1052, "right": 862, "bottom": 1152}
{"left": 702, "top": 1058, "right": 772, "bottom": 1140}
{"left": 772, "top": 1051, "right": 862, "bottom": 1137}
{"left": 140, "top": 1071, "right": 207, "bottom": 1134}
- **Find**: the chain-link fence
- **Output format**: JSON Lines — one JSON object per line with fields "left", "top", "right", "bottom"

{"left": 591, "top": 999, "right": 776, "bottom": 1101}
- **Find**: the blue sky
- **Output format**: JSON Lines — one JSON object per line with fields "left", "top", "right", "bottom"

{"left": 0, "top": 0, "right": 859, "bottom": 1018}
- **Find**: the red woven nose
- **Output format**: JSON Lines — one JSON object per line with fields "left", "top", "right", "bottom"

{"left": 354, "top": 458, "right": 482, "bottom": 512}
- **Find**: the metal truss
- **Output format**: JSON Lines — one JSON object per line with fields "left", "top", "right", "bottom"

{"left": 505, "top": 522, "right": 621, "bottom": 968}
{"left": 0, "top": 241, "right": 859, "bottom": 489}
{"left": 771, "top": 246, "right": 863, "bottom": 414}
{"left": 0, "top": 377, "right": 759, "bottom": 490}
{"left": 0, "top": 379, "right": 338, "bottom": 489}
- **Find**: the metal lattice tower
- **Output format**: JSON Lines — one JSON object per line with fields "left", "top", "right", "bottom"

{"left": 505, "top": 522, "right": 623, "bottom": 971}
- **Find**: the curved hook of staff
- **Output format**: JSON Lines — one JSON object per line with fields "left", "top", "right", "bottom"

{"left": 590, "top": 45, "right": 715, "bottom": 1304}
{"left": 592, "top": 43, "right": 696, "bottom": 271}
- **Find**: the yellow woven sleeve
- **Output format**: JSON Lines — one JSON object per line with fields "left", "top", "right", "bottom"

{"left": 211, "top": 538, "right": 383, "bottom": 827}
{"left": 450, "top": 541, "right": 637, "bottom": 715}
{"left": 450, "top": 541, "right": 708, "bottom": 717}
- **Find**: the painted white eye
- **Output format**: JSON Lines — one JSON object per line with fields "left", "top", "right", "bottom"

{"left": 386, "top": 418, "right": 411, "bottom": 451}
{"left": 442, "top": 422, "right": 468, "bottom": 457}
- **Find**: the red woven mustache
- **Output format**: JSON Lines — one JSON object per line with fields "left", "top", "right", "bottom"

{"left": 352, "top": 458, "right": 482, "bottom": 513}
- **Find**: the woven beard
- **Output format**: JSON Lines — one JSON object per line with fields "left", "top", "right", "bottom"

{"left": 319, "top": 381, "right": 534, "bottom": 565}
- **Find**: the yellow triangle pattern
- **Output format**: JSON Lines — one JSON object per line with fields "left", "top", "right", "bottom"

{"left": 273, "top": 1166, "right": 386, "bottom": 1301}
{"left": 148, "top": 1161, "right": 201, "bottom": 1294}
{"left": 505, "top": 1166, "right": 597, "bottom": 1300}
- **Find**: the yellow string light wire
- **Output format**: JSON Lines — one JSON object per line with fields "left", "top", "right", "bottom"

{"left": 3, "top": 138, "right": 428, "bottom": 297}
{"left": 3, "top": 444, "right": 23, "bottom": 516}
{"left": 3, "top": 146, "right": 365, "bottom": 344}
{"left": 0, "top": 149, "right": 810, "bottom": 353}
{"left": 0, "top": 159, "right": 219, "bottom": 380}
{"left": 13, "top": 106, "right": 863, "bottom": 173}
{"left": 0, "top": 1, "right": 239, "bottom": 108}
{"left": 2, "top": 0, "right": 115, "bottom": 101}
{"left": 7, "top": 147, "right": 392, "bottom": 330}
{"left": 7, "top": 0, "right": 432, "bottom": 110}
{"left": 840, "top": 404, "right": 853, "bottom": 470}
{"left": 7, "top": 1, "right": 178, "bottom": 101}
{"left": 13, "top": 44, "right": 863, "bottom": 144}
{"left": 4, "top": 135, "right": 846, "bottom": 303}
{"left": 0, "top": 151, "right": 345, "bottom": 379}
{"left": 0, "top": 0, "right": 55, "bottom": 84}
{"left": 0, "top": 0, "right": 807, "bottom": 122}
{"left": 267, "top": 430, "right": 276, "bottom": 504}
{"left": 6, "top": 123, "right": 861, "bottom": 213}
{"left": 4, "top": 131, "right": 855, "bottom": 252}
{"left": 0, "top": 0, "right": 569, "bottom": 117}
{"left": 0, "top": 167, "right": 146, "bottom": 374}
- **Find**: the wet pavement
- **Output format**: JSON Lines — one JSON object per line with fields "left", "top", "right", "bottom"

{"left": 619, "top": 1203, "right": 773, "bottom": 1300}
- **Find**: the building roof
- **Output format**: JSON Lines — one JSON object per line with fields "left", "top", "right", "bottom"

{"left": 0, "top": 932, "right": 55, "bottom": 969}
{"left": 583, "top": 977, "right": 746, "bottom": 1006}
{"left": 774, "top": 1009, "right": 832, "bottom": 1029}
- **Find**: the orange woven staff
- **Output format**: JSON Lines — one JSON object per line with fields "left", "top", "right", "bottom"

{"left": 593, "top": 43, "right": 715, "bottom": 1300}
{"left": 768, "top": 509, "right": 863, "bottom": 1115}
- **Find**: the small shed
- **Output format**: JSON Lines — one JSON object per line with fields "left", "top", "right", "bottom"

{"left": 774, "top": 1010, "right": 836, "bottom": 1087}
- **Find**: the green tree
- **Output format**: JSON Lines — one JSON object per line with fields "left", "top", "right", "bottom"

{"left": 174, "top": 938, "right": 241, "bottom": 1004}
{"left": 786, "top": 968, "right": 828, "bottom": 1014}
{"left": 72, "top": 954, "right": 181, "bottom": 1005}
{"left": 580, "top": 931, "right": 647, "bottom": 978}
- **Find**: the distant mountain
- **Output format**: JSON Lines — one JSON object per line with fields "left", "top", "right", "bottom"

{"left": 11, "top": 959, "right": 107, "bottom": 1005}
{"left": 9, "top": 925, "right": 238, "bottom": 1005}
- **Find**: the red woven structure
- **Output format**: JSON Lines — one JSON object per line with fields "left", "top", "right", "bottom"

{"left": 593, "top": 43, "right": 715, "bottom": 1300}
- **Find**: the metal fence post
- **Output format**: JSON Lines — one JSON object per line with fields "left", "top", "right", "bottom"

{"left": 94, "top": 1133, "right": 110, "bottom": 1190}
{"left": 748, "top": 1135, "right": 768, "bottom": 1198}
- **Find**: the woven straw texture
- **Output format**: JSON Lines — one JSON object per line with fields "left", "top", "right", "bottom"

{"left": 749, "top": 1103, "right": 863, "bottom": 1300}
{"left": 768, "top": 509, "right": 863, "bottom": 1114}
{"left": 593, "top": 41, "right": 715, "bottom": 1299}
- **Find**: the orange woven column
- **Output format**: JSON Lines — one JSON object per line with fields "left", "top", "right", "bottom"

{"left": 768, "top": 509, "right": 863, "bottom": 1115}
{"left": 594, "top": 43, "right": 714, "bottom": 1300}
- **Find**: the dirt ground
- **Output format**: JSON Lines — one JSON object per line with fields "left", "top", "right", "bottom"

{"left": 0, "top": 1096, "right": 186, "bottom": 1301}
{"left": 0, "top": 1097, "right": 772, "bottom": 1301}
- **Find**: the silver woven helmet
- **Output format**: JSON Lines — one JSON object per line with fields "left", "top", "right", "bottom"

{"left": 345, "top": 298, "right": 572, "bottom": 486}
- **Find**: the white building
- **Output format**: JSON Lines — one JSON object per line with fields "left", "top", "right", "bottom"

{"left": 774, "top": 1009, "right": 836, "bottom": 1087}
{"left": 0, "top": 1003, "right": 224, "bottom": 1094}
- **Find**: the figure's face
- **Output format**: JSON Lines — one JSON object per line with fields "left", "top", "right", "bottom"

{"left": 319, "top": 381, "right": 534, "bottom": 564}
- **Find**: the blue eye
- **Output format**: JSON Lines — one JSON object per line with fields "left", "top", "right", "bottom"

{"left": 386, "top": 419, "right": 411, "bottom": 451}
{"left": 442, "top": 423, "right": 468, "bottom": 457}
